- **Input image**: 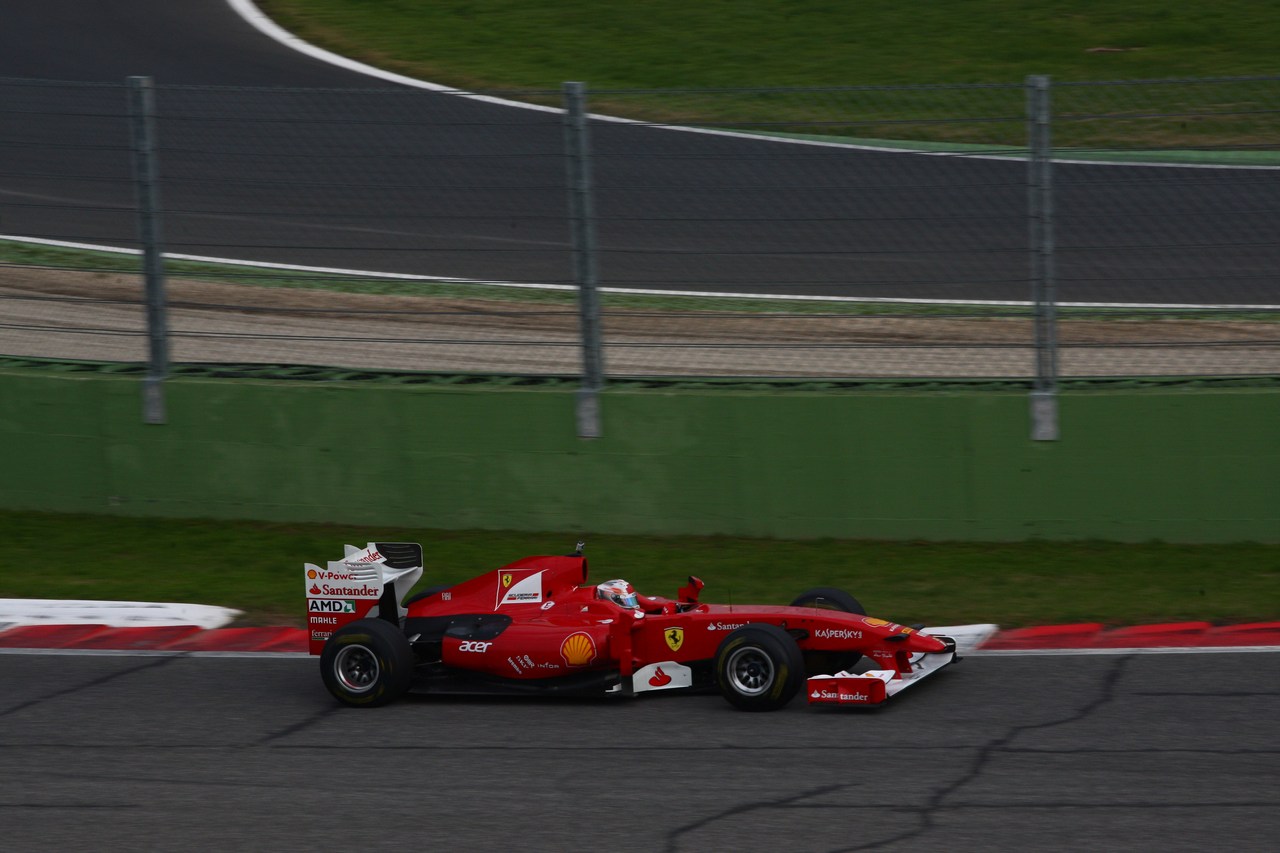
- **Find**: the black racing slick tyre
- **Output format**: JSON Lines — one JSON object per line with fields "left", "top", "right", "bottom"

{"left": 320, "top": 618, "right": 414, "bottom": 708}
{"left": 714, "top": 624, "right": 805, "bottom": 711}
{"left": 791, "top": 587, "right": 866, "bottom": 676}
{"left": 789, "top": 587, "right": 866, "bottom": 616}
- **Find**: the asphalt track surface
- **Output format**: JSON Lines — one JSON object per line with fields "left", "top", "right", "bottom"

{"left": 3, "top": 1, "right": 1279, "bottom": 306}
{"left": 1, "top": 649, "right": 1276, "bottom": 852}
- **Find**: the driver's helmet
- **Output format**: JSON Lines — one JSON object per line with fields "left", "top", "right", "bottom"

{"left": 596, "top": 579, "right": 638, "bottom": 609}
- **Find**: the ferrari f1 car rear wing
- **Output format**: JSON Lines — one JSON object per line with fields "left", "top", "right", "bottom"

{"left": 304, "top": 542, "right": 423, "bottom": 655}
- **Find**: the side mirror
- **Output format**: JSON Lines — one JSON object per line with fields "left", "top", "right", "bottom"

{"left": 678, "top": 575, "right": 705, "bottom": 604}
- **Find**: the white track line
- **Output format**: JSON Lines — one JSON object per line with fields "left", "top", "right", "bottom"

{"left": 971, "top": 645, "right": 1280, "bottom": 656}
{"left": 0, "top": 647, "right": 308, "bottom": 659}
{"left": 9, "top": 234, "right": 1280, "bottom": 310}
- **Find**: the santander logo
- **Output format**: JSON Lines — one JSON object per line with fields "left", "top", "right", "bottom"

{"left": 648, "top": 666, "right": 673, "bottom": 687}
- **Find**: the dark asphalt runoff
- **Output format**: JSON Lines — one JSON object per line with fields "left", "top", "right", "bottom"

{"left": 3, "top": 1, "right": 1278, "bottom": 306}
{"left": 0, "top": 650, "right": 1275, "bottom": 851}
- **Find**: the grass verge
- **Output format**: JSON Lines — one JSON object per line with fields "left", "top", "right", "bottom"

{"left": 2, "top": 510, "right": 1275, "bottom": 629}
{"left": 255, "top": 0, "right": 1280, "bottom": 149}
{"left": 254, "top": 1, "right": 1280, "bottom": 89}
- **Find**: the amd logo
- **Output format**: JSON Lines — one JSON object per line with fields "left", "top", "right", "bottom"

{"left": 308, "top": 599, "right": 354, "bottom": 613}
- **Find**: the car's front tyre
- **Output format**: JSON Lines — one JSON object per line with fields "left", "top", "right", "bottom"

{"left": 791, "top": 586, "right": 866, "bottom": 675}
{"left": 789, "top": 586, "right": 865, "bottom": 615}
{"left": 714, "top": 624, "right": 804, "bottom": 711}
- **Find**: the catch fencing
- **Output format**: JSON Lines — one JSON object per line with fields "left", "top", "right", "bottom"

{"left": 1, "top": 75, "right": 1278, "bottom": 430}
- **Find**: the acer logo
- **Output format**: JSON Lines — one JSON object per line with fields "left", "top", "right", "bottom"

{"left": 458, "top": 641, "right": 492, "bottom": 653}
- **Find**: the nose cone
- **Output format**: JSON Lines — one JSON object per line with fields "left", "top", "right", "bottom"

{"left": 887, "top": 629, "right": 950, "bottom": 654}
{"left": 912, "top": 631, "right": 953, "bottom": 653}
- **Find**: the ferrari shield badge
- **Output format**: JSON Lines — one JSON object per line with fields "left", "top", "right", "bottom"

{"left": 665, "top": 626, "right": 684, "bottom": 652}
{"left": 496, "top": 570, "right": 545, "bottom": 607}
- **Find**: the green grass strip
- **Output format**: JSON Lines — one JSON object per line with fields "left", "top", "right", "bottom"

{"left": 257, "top": 0, "right": 1280, "bottom": 155}
{"left": 2, "top": 510, "right": 1275, "bottom": 628}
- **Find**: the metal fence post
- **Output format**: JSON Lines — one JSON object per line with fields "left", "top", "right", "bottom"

{"left": 1027, "top": 75, "right": 1059, "bottom": 440}
{"left": 563, "top": 81, "right": 604, "bottom": 438}
{"left": 127, "top": 76, "right": 168, "bottom": 425}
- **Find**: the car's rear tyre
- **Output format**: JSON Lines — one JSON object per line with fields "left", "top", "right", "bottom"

{"left": 791, "top": 587, "right": 865, "bottom": 676}
{"left": 714, "top": 624, "right": 804, "bottom": 711}
{"left": 789, "top": 586, "right": 866, "bottom": 616}
{"left": 320, "top": 618, "right": 414, "bottom": 707}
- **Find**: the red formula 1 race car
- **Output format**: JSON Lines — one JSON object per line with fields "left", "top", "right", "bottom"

{"left": 305, "top": 542, "right": 976, "bottom": 711}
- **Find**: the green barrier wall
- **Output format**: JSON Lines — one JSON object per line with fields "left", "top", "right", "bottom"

{"left": 2, "top": 370, "right": 1276, "bottom": 542}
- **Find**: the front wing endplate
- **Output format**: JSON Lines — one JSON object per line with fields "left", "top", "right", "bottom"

{"left": 806, "top": 648, "right": 956, "bottom": 707}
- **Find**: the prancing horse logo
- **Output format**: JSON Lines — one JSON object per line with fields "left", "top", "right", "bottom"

{"left": 665, "top": 627, "right": 684, "bottom": 652}
{"left": 501, "top": 573, "right": 513, "bottom": 589}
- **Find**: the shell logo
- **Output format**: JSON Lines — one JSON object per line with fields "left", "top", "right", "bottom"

{"left": 864, "top": 618, "right": 890, "bottom": 627}
{"left": 560, "top": 632, "right": 596, "bottom": 667}
{"left": 307, "top": 569, "right": 317, "bottom": 579}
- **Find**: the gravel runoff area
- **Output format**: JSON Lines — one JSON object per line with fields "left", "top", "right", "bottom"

{"left": 3, "top": 267, "right": 1278, "bottom": 378}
